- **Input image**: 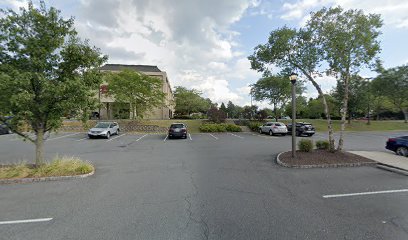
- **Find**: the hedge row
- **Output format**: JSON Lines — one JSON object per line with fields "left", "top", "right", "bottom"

{"left": 199, "top": 124, "right": 242, "bottom": 132}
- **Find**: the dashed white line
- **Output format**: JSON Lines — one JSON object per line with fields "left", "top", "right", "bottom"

{"left": 163, "top": 135, "right": 168, "bottom": 142}
{"left": 0, "top": 218, "right": 53, "bottom": 225}
{"left": 46, "top": 132, "right": 81, "bottom": 141}
{"left": 228, "top": 133, "right": 244, "bottom": 139}
{"left": 188, "top": 133, "right": 192, "bottom": 140}
{"left": 209, "top": 133, "right": 218, "bottom": 140}
{"left": 106, "top": 133, "right": 127, "bottom": 142}
{"left": 136, "top": 134, "right": 148, "bottom": 142}
{"left": 323, "top": 189, "right": 408, "bottom": 199}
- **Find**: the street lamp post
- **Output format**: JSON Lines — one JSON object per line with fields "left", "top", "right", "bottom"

{"left": 289, "top": 73, "right": 298, "bottom": 158}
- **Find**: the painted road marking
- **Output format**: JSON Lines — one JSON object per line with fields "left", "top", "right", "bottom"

{"left": 76, "top": 137, "right": 88, "bottom": 142}
{"left": 228, "top": 133, "right": 244, "bottom": 139}
{"left": 251, "top": 133, "right": 277, "bottom": 139}
{"left": 0, "top": 218, "right": 53, "bottom": 225}
{"left": 189, "top": 133, "right": 192, "bottom": 140}
{"left": 209, "top": 133, "right": 218, "bottom": 140}
{"left": 136, "top": 134, "right": 148, "bottom": 142}
{"left": 106, "top": 133, "right": 127, "bottom": 142}
{"left": 163, "top": 135, "right": 168, "bottom": 142}
{"left": 46, "top": 132, "right": 81, "bottom": 141}
{"left": 323, "top": 189, "right": 408, "bottom": 199}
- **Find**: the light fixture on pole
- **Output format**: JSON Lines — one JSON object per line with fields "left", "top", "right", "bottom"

{"left": 289, "top": 72, "right": 298, "bottom": 158}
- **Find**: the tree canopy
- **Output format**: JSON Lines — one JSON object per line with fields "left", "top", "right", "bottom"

{"left": 173, "top": 86, "right": 210, "bottom": 116}
{"left": 0, "top": 2, "right": 107, "bottom": 165}
{"left": 105, "top": 69, "right": 165, "bottom": 119}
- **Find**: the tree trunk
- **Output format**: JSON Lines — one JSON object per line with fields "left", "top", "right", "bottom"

{"left": 274, "top": 103, "right": 278, "bottom": 122}
{"left": 402, "top": 108, "right": 408, "bottom": 123}
{"left": 299, "top": 68, "right": 335, "bottom": 152}
{"left": 35, "top": 128, "right": 45, "bottom": 166}
{"left": 338, "top": 75, "right": 349, "bottom": 151}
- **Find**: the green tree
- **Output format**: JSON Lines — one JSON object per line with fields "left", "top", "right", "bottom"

{"left": 220, "top": 102, "right": 227, "bottom": 116}
{"left": 332, "top": 75, "right": 371, "bottom": 123}
{"left": 309, "top": 6, "right": 383, "bottom": 150}
{"left": 284, "top": 96, "right": 308, "bottom": 118}
{"left": 251, "top": 75, "right": 300, "bottom": 122}
{"left": 0, "top": 2, "right": 107, "bottom": 165}
{"left": 174, "top": 87, "right": 209, "bottom": 116}
{"left": 248, "top": 26, "right": 336, "bottom": 151}
{"left": 105, "top": 69, "right": 165, "bottom": 119}
{"left": 226, "top": 101, "right": 236, "bottom": 118}
{"left": 305, "top": 95, "right": 340, "bottom": 119}
{"left": 371, "top": 65, "right": 408, "bottom": 122}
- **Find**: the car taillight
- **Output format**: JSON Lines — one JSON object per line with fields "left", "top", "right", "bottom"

{"left": 273, "top": 126, "right": 278, "bottom": 129}
{"left": 388, "top": 138, "right": 396, "bottom": 142}
{"left": 181, "top": 128, "right": 186, "bottom": 132}
{"left": 169, "top": 129, "right": 173, "bottom": 132}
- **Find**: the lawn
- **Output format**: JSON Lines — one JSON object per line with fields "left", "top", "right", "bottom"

{"left": 278, "top": 119, "right": 408, "bottom": 132}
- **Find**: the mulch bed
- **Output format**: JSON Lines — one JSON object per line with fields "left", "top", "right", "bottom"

{"left": 279, "top": 149, "right": 376, "bottom": 168}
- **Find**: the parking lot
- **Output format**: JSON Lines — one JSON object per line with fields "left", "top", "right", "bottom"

{"left": 1, "top": 131, "right": 408, "bottom": 240}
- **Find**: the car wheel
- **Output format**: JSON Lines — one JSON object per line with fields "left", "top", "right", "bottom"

{"left": 296, "top": 131, "right": 301, "bottom": 136}
{"left": 259, "top": 128, "right": 263, "bottom": 134}
{"left": 282, "top": 133, "right": 287, "bottom": 136}
{"left": 269, "top": 130, "right": 274, "bottom": 136}
{"left": 396, "top": 147, "right": 408, "bottom": 157}
{"left": 106, "top": 132, "right": 110, "bottom": 139}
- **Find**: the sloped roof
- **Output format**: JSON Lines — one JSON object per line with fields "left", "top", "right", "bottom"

{"left": 100, "top": 64, "right": 162, "bottom": 73}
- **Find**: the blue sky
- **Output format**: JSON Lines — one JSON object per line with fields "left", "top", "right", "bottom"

{"left": 2, "top": 0, "right": 408, "bottom": 108}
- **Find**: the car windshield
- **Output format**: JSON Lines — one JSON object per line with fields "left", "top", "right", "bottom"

{"left": 275, "top": 123, "right": 282, "bottom": 126}
{"left": 95, "top": 122, "right": 110, "bottom": 128}
{"left": 171, "top": 124, "right": 184, "bottom": 128}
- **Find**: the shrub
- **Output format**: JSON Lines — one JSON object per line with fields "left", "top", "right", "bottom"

{"left": 315, "top": 140, "right": 330, "bottom": 150}
{"left": 298, "top": 139, "right": 314, "bottom": 152}
{"left": 225, "top": 124, "right": 242, "bottom": 132}
{"left": 247, "top": 121, "right": 263, "bottom": 131}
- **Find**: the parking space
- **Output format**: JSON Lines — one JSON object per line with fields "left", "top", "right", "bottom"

{"left": 1, "top": 130, "right": 407, "bottom": 240}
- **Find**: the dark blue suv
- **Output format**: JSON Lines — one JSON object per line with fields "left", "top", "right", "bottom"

{"left": 386, "top": 136, "right": 408, "bottom": 157}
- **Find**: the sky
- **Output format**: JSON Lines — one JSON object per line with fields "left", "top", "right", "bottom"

{"left": 2, "top": 0, "right": 408, "bottom": 109}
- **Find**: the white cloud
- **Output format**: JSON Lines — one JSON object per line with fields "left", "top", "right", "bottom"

{"left": 280, "top": 0, "right": 408, "bottom": 29}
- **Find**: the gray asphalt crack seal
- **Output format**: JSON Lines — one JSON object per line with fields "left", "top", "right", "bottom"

{"left": 183, "top": 169, "right": 209, "bottom": 240}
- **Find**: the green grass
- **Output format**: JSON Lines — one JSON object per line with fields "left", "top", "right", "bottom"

{"left": 278, "top": 119, "right": 408, "bottom": 132}
{"left": 0, "top": 156, "right": 94, "bottom": 179}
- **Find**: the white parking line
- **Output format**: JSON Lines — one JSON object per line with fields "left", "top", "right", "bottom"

{"left": 163, "top": 135, "right": 168, "bottom": 142}
{"left": 46, "top": 132, "right": 81, "bottom": 141}
{"left": 106, "top": 133, "right": 127, "bottom": 142}
{"left": 323, "top": 189, "right": 408, "bottom": 199}
{"left": 136, "top": 134, "right": 148, "bottom": 142}
{"left": 76, "top": 137, "right": 88, "bottom": 142}
{"left": 209, "top": 133, "right": 218, "bottom": 140}
{"left": 0, "top": 218, "right": 53, "bottom": 225}
{"left": 189, "top": 133, "right": 192, "bottom": 140}
{"left": 228, "top": 133, "right": 244, "bottom": 139}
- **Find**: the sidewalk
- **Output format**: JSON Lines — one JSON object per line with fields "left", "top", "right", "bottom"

{"left": 349, "top": 151, "right": 408, "bottom": 175}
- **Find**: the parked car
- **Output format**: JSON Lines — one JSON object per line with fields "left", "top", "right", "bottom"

{"left": 168, "top": 123, "right": 188, "bottom": 139}
{"left": 258, "top": 122, "right": 288, "bottom": 136}
{"left": 88, "top": 122, "right": 120, "bottom": 139}
{"left": 0, "top": 116, "right": 13, "bottom": 135}
{"left": 286, "top": 122, "right": 315, "bottom": 137}
{"left": 386, "top": 136, "right": 408, "bottom": 157}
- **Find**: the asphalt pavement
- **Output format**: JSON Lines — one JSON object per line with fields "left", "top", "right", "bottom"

{"left": 0, "top": 131, "right": 407, "bottom": 240}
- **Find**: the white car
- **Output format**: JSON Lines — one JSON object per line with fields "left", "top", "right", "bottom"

{"left": 259, "top": 122, "right": 288, "bottom": 136}
{"left": 88, "top": 122, "right": 120, "bottom": 139}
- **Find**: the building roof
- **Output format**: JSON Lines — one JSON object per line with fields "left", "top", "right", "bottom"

{"left": 100, "top": 64, "right": 162, "bottom": 73}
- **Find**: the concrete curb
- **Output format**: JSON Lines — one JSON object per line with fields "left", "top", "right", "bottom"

{"left": 376, "top": 163, "right": 408, "bottom": 176}
{"left": 0, "top": 169, "right": 95, "bottom": 185}
{"left": 276, "top": 151, "right": 377, "bottom": 169}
